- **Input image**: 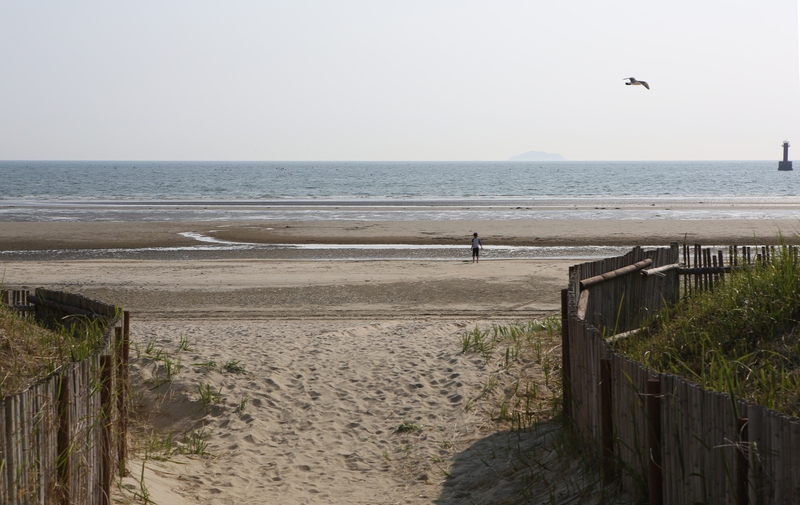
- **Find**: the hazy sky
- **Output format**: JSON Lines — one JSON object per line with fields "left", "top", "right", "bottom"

{"left": 1, "top": 1, "right": 799, "bottom": 161}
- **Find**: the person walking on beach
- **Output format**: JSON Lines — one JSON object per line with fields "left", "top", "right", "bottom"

{"left": 471, "top": 233, "right": 483, "bottom": 263}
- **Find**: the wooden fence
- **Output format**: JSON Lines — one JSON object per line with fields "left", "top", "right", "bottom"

{"left": 565, "top": 245, "right": 800, "bottom": 505}
{"left": 0, "top": 288, "right": 130, "bottom": 505}
{"left": 679, "top": 243, "right": 790, "bottom": 296}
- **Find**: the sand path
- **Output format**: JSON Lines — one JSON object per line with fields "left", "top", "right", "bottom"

{"left": 126, "top": 318, "right": 517, "bottom": 504}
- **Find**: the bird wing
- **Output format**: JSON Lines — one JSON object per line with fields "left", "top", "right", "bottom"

{"left": 624, "top": 77, "right": 636, "bottom": 82}
{"left": 640, "top": 81, "right": 650, "bottom": 90}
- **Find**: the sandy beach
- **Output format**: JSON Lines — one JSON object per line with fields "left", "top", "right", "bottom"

{"left": 1, "top": 216, "right": 799, "bottom": 251}
{"left": 2, "top": 216, "right": 799, "bottom": 503}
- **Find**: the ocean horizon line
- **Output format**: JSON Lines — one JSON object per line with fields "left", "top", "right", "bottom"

{"left": 0, "top": 158, "right": 778, "bottom": 163}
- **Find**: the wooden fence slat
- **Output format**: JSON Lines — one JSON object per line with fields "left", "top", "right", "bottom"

{"left": 772, "top": 414, "right": 783, "bottom": 504}
{"left": 0, "top": 400, "right": 5, "bottom": 505}
{"left": 789, "top": 419, "right": 800, "bottom": 505}
{"left": 762, "top": 405, "right": 774, "bottom": 502}
{"left": 713, "top": 392, "right": 734, "bottom": 503}
{"left": 723, "top": 393, "right": 736, "bottom": 502}
{"left": 57, "top": 368, "right": 71, "bottom": 505}
{"left": 747, "top": 404, "right": 761, "bottom": 502}
{"left": 21, "top": 390, "right": 29, "bottom": 504}
{"left": 600, "top": 358, "right": 613, "bottom": 481}
{"left": 735, "top": 416, "right": 748, "bottom": 505}
{"left": 687, "top": 383, "right": 698, "bottom": 501}
{"left": 69, "top": 364, "right": 77, "bottom": 505}
{"left": 31, "top": 387, "right": 40, "bottom": 504}
{"left": 3, "top": 395, "right": 17, "bottom": 504}
{"left": 661, "top": 374, "right": 673, "bottom": 505}
{"left": 694, "top": 244, "right": 699, "bottom": 293}
{"left": 100, "top": 355, "right": 112, "bottom": 505}
{"left": 672, "top": 374, "right": 684, "bottom": 504}
{"left": 623, "top": 357, "right": 635, "bottom": 492}
{"left": 669, "top": 377, "right": 680, "bottom": 503}
{"left": 780, "top": 415, "right": 792, "bottom": 505}
{"left": 7, "top": 395, "right": 17, "bottom": 505}
{"left": 616, "top": 358, "right": 630, "bottom": 491}
{"left": 719, "top": 393, "right": 728, "bottom": 502}
{"left": 709, "top": 392, "right": 719, "bottom": 502}
{"left": 678, "top": 378, "right": 692, "bottom": 503}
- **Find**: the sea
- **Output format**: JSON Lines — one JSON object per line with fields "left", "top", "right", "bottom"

{"left": 2, "top": 160, "right": 799, "bottom": 261}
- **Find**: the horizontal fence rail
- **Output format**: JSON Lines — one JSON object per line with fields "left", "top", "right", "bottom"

{"left": 1, "top": 288, "right": 130, "bottom": 505}
{"left": 565, "top": 245, "right": 800, "bottom": 505}
{"left": 572, "top": 244, "right": 679, "bottom": 335}
{"left": 680, "top": 244, "right": 799, "bottom": 296}
{"left": 1, "top": 290, "right": 34, "bottom": 315}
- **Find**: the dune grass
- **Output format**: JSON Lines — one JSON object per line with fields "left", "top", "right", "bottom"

{"left": 0, "top": 304, "right": 107, "bottom": 399}
{"left": 455, "top": 317, "right": 637, "bottom": 503}
{"left": 460, "top": 316, "right": 563, "bottom": 428}
{"left": 613, "top": 244, "right": 800, "bottom": 417}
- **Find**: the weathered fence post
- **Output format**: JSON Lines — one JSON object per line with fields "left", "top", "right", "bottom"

{"left": 117, "top": 311, "right": 131, "bottom": 478}
{"left": 600, "top": 358, "right": 614, "bottom": 481}
{"left": 100, "top": 355, "right": 112, "bottom": 505}
{"left": 736, "top": 417, "right": 749, "bottom": 505}
{"left": 646, "top": 378, "right": 662, "bottom": 505}
{"left": 694, "top": 244, "right": 700, "bottom": 293}
{"left": 561, "top": 288, "right": 572, "bottom": 423}
{"left": 57, "top": 370, "right": 71, "bottom": 505}
{"left": 115, "top": 326, "right": 124, "bottom": 480}
{"left": 670, "top": 242, "right": 680, "bottom": 303}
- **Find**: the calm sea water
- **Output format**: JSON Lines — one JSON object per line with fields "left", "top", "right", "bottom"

{"left": 1, "top": 160, "right": 799, "bottom": 223}
{"left": 1, "top": 160, "right": 798, "bottom": 259}
{"left": 0, "top": 160, "right": 796, "bottom": 201}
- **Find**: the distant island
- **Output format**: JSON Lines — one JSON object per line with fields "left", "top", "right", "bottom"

{"left": 507, "top": 150, "right": 564, "bottom": 161}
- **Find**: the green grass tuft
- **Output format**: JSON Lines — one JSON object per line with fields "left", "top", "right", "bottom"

{"left": 222, "top": 359, "right": 247, "bottom": 374}
{"left": 394, "top": 420, "right": 421, "bottom": 433}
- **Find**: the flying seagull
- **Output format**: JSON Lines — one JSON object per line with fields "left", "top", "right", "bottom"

{"left": 624, "top": 77, "right": 649, "bottom": 90}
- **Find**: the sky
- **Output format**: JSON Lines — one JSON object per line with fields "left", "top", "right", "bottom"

{"left": 1, "top": 1, "right": 799, "bottom": 161}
